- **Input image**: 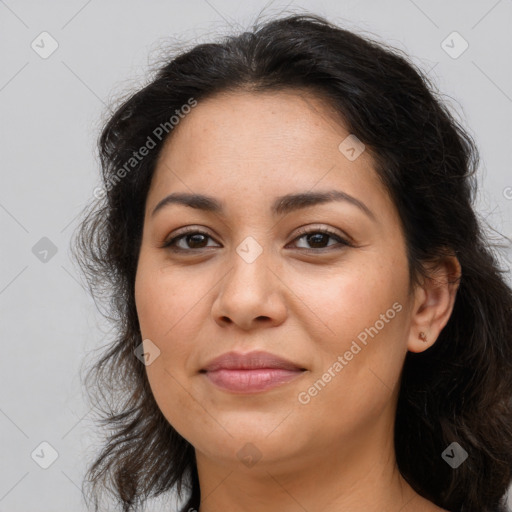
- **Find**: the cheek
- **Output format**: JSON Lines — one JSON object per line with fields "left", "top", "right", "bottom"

{"left": 134, "top": 258, "right": 215, "bottom": 437}
{"left": 145, "top": 360, "right": 216, "bottom": 447}
{"left": 304, "top": 255, "right": 405, "bottom": 342}
{"left": 297, "top": 249, "right": 410, "bottom": 406}
{"left": 135, "top": 257, "right": 205, "bottom": 345}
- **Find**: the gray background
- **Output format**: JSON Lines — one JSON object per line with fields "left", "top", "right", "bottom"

{"left": 1, "top": 0, "right": 511, "bottom": 510}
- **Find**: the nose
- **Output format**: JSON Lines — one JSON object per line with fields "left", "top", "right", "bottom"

{"left": 211, "top": 245, "right": 288, "bottom": 331}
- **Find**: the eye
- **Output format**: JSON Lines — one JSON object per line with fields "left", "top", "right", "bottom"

{"left": 160, "top": 228, "right": 219, "bottom": 252}
{"left": 160, "top": 225, "right": 353, "bottom": 253}
{"left": 289, "top": 226, "right": 353, "bottom": 251}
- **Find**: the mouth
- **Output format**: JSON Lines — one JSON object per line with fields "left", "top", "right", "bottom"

{"left": 200, "top": 350, "right": 307, "bottom": 394}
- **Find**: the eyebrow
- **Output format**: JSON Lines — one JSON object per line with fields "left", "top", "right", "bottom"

{"left": 151, "top": 190, "right": 376, "bottom": 221}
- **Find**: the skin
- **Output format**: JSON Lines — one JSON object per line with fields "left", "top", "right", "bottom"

{"left": 134, "top": 89, "right": 461, "bottom": 512}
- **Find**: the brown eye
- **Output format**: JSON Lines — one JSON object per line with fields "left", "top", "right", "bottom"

{"left": 160, "top": 226, "right": 353, "bottom": 253}
{"left": 161, "top": 229, "right": 220, "bottom": 252}
{"left": 290, "top": 227, "right": 353, "bottom": 251}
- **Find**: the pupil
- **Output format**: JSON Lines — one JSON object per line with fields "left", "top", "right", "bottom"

{"left": 188, "top": 234, "right": 206, "bottom": 248}
{"left": 308, "top": 233, "right": 327, "bottom": 247}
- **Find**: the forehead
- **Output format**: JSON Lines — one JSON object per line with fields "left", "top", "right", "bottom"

{"left": 148, "top": 89, "right": 392, "bottom": 218}
{"left": 160, "top": 89, "right": 350, "bottom": 163}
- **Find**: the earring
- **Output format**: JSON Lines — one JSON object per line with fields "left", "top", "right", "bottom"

{"left": 419, "top": 331, "right": 428, "bottom": 343}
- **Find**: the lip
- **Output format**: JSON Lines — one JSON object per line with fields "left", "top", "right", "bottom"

{"left": 200, "top": 350, "right": 307, "bottom": 394}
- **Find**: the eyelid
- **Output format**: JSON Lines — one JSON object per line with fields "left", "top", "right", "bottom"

{"left": 292, "top": 224, "right": 354, "bottom": 247}
{"left": 160, "top": 224, "right": 354, "bottom": 251}
{"left": 159, "top": 225, "right": 218, "bottom": 249}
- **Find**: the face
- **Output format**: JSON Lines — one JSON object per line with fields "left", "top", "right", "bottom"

{"left": 134, "top": 89, "right": 418, "bottom": 472}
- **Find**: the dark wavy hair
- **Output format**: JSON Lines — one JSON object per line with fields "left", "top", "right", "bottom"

{"left": 71, "top": 12, "right": 512, "bottom": 512}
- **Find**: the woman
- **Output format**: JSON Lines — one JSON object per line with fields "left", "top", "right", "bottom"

{"left": 72, "top": 13, "right": 512, "bottom": 512}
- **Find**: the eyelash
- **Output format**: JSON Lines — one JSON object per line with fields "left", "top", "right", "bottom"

{"left": 160, "top": 226, "right": 354, "bottom": 253}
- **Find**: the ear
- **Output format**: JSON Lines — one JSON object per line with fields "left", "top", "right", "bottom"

{"left": 407, "top": 254, "right": 461, "bottom": 353}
